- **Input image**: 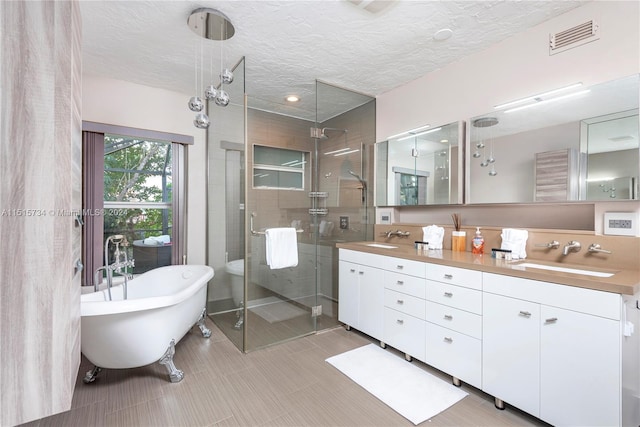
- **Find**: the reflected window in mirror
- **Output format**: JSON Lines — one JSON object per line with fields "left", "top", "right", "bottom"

{"left": 375, "top": 121, "right": 464, "bottom": 206}
{"left": 467, "top": 74, "right": 639, "bottom": 204}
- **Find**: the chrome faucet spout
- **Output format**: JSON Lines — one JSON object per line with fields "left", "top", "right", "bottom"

{"left": 562, "top": 240, "right": 581, "bottom": 256}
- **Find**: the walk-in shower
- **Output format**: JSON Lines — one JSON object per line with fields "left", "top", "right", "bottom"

{"left": 206, "top": 68, "right": 376, "bottom": 352}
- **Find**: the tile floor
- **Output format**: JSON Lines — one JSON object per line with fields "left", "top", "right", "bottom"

{"left": 24, "top": 319, "right": 548, "bottom": 426}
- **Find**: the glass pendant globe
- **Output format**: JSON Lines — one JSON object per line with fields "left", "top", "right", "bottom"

{"left": 194, "top": 112, "right": 210, "bottom": 129}
{"left": 215, "top": 90, "right": 230, "bottom": 107}
{"left": 204, "top": 85, "right": 218, "bottom": 100}
{"left": 188, "top": 96, "right": 204, "bottom": 112}
{"left": 221, "top": 68, "right": 234, "bottom": 84}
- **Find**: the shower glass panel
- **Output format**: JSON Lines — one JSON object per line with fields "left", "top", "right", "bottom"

{"left": 208, "top": 61, "right": 376, "bottom": 351}
{"left": 313, "top": 81, "right": 376, "bottom": 329}
{"left": 206, "top": 58, "right": 247, "bottom": 351}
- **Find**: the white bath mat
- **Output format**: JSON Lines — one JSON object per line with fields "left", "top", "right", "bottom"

{"left": 249, "top": 296, "right": 308, "bottom": 323}
{"left": 326, "top": 344, "right": 468, "bottom": 425}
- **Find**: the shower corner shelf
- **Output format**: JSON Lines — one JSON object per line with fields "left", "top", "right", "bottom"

{"left": 308, "top": 192, "right": 328, "bottom": 198}
{"left": 309, "top": 208, "right": 328, "bottom": 215}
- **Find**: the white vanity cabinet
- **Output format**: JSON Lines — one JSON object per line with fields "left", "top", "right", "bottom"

{"left": 483, "top": 272, "right": 622, "bottom": 427}
{"left": 424, "top": 264, "right": 483, "bottom": 388}
{"left": 383, "top": 258, "right": 427, "bottom": 361}
{"left": 338, "top": 249, "right": 386, "bottom": 340}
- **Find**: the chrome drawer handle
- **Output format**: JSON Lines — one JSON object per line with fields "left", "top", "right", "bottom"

{"left": 545, "top": 317, "right": 558, "bottom": 324}
{"left": 519, "top": 311, "right": 532, "bottom": 317}
{"left": 396, "top": 280, "right": 404, "bottom": 285}
{"left": 444, "top": 292, "right": 453, "bottom": 297}
{"left": 359, "top": 271, "right": 364, "bottom": 275}
{"left": 444, "top": 314, "right": 453, "bottom": 320}
{"left": 396, "top": 265, "right": 404, "bottom": 270}
{"left": 396, "top": 300, "right": 404, "bottom": 305}
{"left": 350, "top": 269, "right": 356, "bottom": 273}
{"left": 444, "top": 274, "right": 453, "bottom": 280}
{"left": 396, "top": 319, "right": 404, "bottom": 325}
{"left": 444, "top": 337, "right": 453, "bottom": 343}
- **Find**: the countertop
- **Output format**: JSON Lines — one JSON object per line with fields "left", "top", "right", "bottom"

{"left": 336, "top": 241, "right": 640, "bottom": 295}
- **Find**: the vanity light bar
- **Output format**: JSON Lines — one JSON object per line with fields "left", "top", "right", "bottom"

{"left": 324, "top": 148, "right": 351, "bottom": 155}
{"left": 504, "top": 89, "right": 591, "bottom": 114}
{"left": 494, "top": 82, "right": 583, "bottom": 110}
{"left": 387, "top": 124, "right": 431, "bottom": 140}
{"left": 397, "top": 127, "right": 443, "bottom": 141}
{"left": 333, "top": 149, "right": 360, "bottom": 157}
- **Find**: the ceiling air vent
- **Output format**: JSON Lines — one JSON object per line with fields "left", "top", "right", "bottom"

{"left": 549, "top": 20, "right": 599, "bottom": 55}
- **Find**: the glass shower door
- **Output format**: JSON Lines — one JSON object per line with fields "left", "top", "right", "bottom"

{"left": 242, "top": 104, "right": 317, "bottom": 351}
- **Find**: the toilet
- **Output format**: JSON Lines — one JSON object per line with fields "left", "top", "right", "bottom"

{"left": 226, "top": 259, "right": 244, "bottom": 307}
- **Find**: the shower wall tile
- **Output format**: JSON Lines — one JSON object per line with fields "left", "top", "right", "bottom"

{"left": 0, "top": 1, "right": 81, "bottom": 425}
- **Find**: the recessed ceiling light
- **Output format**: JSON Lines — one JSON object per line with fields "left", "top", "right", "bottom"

{"left": 433, "top": 28, "right": 453, "bottom": 41}
{"left": 285, "top": 95, "right": 300, "bottom": 102}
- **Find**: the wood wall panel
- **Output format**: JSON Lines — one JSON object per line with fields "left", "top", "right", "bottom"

{"left": 0, "top": 1, "right": 82, "bottom": 425}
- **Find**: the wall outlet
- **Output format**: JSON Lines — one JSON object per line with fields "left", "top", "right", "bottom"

{"left": 339, "top": 216, "right": 349, "bottom": 229}
{"left": 604, "top": 212, "right": 639, "bottom": 236}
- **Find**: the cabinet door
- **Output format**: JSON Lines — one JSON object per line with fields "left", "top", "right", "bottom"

{"left": 483, "top": 292, "right": 540, "bottom": 418}
{"left": 338, "top": 260, "right": 359, "bottom": 328}
{"left": 540, "top": 305, "right": 620, "bottom": 426}
{"left": 358, "top": 264, "right": 384, "bottom": 339}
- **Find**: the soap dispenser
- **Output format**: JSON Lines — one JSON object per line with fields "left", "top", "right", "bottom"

{"left": 472, "top": 227, "right": 485, "bottom": 255}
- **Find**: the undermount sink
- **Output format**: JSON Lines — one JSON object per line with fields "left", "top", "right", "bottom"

{"left": 366, "top": 243, "right": 398, "bottom": 249}
{"left": 513, "top": 262, "right": 615, "bottom": 278}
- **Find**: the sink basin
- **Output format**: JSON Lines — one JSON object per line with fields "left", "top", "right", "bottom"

{"left": 366, "top": 243, "right": 398, "bottom": 249}
{"left": 513, "top": 262, "right": 614, "bottom": 278}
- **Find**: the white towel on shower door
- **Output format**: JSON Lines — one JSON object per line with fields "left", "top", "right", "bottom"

{"left": 265, "top": 227, "right": 298, "bottom": 269}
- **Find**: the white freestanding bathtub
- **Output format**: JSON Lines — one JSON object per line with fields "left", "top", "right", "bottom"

{"left": 81, "top": 264, "right": 214, "bottom": 383}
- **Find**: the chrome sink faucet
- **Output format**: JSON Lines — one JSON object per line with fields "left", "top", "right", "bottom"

{"left": 562, "top": 240, "right": 581, "bottom": 256}
{"left": 383, "top": 230, "right": 411, "bottom": 238}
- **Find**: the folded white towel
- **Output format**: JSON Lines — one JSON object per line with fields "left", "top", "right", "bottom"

{"left": 265, "top": 228, "right": 298, "bottom": 269}
{"left": 501, "top": 228, "right": 528, "bottom": 259}
{"left": 422, "top": 225, "right": 445, "bottom": 250}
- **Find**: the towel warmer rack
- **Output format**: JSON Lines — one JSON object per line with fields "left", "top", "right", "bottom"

{"left": 250, "top": 212, "right": 303, "bottom": 236}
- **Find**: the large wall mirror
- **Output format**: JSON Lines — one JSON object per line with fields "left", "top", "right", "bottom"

{"left": 467, "top": 74, "right": 639, "bottom": 204}
{"left": 376, "top": 121, "right": 464, "bottom": 206}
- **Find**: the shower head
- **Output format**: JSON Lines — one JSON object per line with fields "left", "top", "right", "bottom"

{"left": 348, "top": 170, "right": 367, "bottom": 189}
{"left": 319, "top": 127, "right": 347, "bottom": 140}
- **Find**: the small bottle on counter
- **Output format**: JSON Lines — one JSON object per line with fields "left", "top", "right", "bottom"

{"left": 472, "top": 227, "right": 485, "bottom": 255}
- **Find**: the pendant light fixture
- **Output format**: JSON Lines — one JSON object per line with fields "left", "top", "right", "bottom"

{"left": 472, "top": 117, "right": 499, "bottom": 176}
{"left": 187, "top": 8, "right": 235, "bottom": 129}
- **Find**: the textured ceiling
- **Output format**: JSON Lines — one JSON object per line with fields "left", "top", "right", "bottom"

{"left": 81, "top": 0, "right": 587, "bottom": 121}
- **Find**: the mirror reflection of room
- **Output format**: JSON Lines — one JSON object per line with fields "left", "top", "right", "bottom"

{"left": 378, "top": 121, "right": 462, "bottom": 206}
{"left": 467, "top": 74, "right": 639, "bottom": 204}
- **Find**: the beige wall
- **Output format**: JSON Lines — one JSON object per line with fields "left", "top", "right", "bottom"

{"left": 376, "top": 1, "right": 640, "bottom": 233}
{"left": 82, "top": 76, "right": 207, "bottom": 264}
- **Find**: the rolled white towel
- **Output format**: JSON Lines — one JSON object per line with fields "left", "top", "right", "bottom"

{"left": 422, "top": 225, "right": 445, "bottom": 250}
{"left": 501, "top": 228, "right": 528, "bottom": 259}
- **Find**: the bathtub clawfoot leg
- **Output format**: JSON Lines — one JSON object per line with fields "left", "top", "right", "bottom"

{"left": 83, "top": 366, "right": 102, "bottom": 384}
{"left": 197, "top": 307, "right": 212, "bottom": 338}
{"left": 159, "top": 339, "right": 184, "bottom": 383}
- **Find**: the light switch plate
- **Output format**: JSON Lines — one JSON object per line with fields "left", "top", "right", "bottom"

{"left": 603, "top": 212, "right": 639, "bottom": 236}
{"left": 376, "top": 207, "right": 395, "bottom": 225}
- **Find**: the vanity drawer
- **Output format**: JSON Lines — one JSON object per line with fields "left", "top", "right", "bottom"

{"left": 383, "top": 307, "right": 426, "bottom": 361}
{"left": 384, "top": 289, "right": 426, "bottom": 320}
{"left": 384, "top": 257, "right": 426, "bottom": 278}
{"left": 426, "top": 301, "right": 482, "bottom": 339}
{"left": 339, "top": 249, "right": 387, "bottom": 268}
{"left": 426, "top": 280, "right": 482, "bottom": 314}
{"left": 425, "top": 322, "right": 482, "bottom": 389}
{"left": 427, "top": 264, "right": 482, "bottom": 290}
{"left": 384, "top": 272, "right": 426, "bottom": 299}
